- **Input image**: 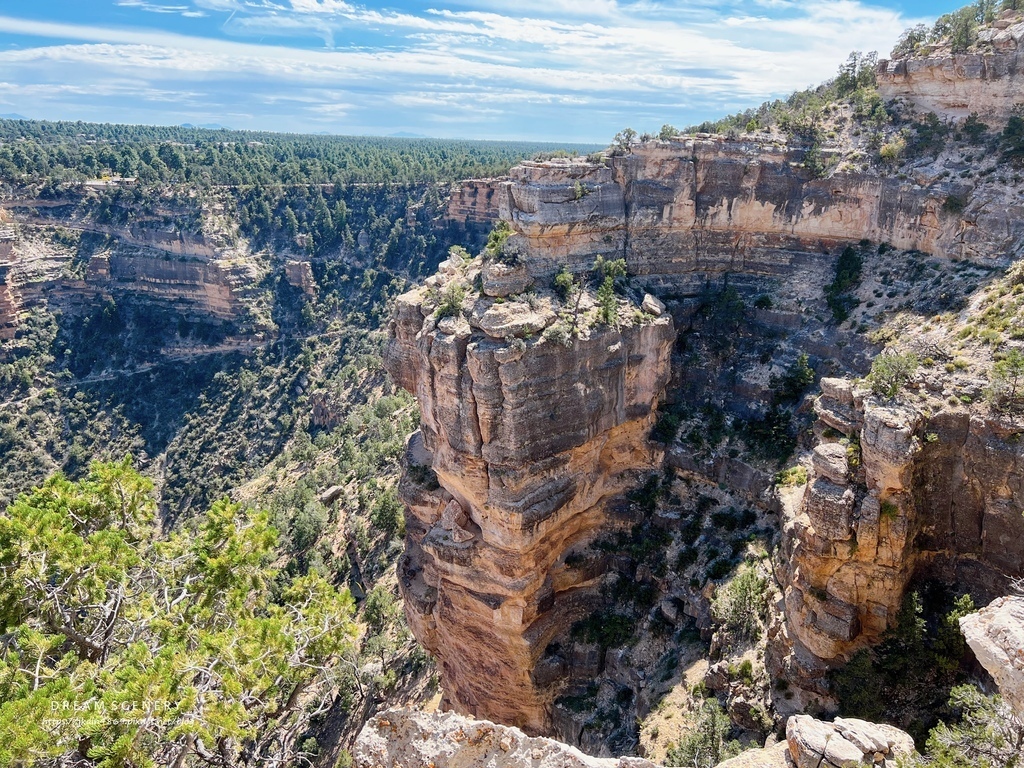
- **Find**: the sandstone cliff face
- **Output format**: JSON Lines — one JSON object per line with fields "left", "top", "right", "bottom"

{"left": 385, "top": 251, "right": 673, "bottom": 733}
{"left": 878, "top": 13, "right": 1024, "bottom": 124}
{"left": 775, "top": 377, "right": 1024, "bottom": 694}
{"left": 447, "top": 179, "right": 503, "bottom": 233}
{"left": 389, "top": 132, "right": 1024, "bottom": 742}
{"left": 499, "top": 142, "right": 1012, "bottom": 291}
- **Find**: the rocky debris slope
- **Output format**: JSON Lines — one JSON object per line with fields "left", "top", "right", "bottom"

{"left": 385, "top": 249, "right": 674, "bottom": 733}
{"left": 354, "top": 708, "right": 656, "bottom": 768}
{"left": 878, "top": 9, "right": 1024, "bottom": 124}
{"left": 960, "top": 594, "right": 1024, "bottom": 714}
{"left": 355, "top": 708, "right": 916, "bottom": 768}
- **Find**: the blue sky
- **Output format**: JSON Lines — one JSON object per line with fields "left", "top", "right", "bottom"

{"left": 0, "top": 0, "right": 966, "bottom": 142}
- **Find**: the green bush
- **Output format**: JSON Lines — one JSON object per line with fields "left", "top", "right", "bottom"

{"left": 770, "top": 353, "right": 816, "bottom": 404}
{"left": 712, "top": 564, "right": 768, "bottom": 642}
{"left": 435, "top": 282, "right": 467, "bottom": 319}
{"left": 825, "top": 245, "right": 863, "bottom": 323}
{"left": 664, "top": 700, "right": 745, "bottom": 768}
{"left": 868, "top": 351, "right": 919, "bottom": 398}
{"left": 775, "top": 465, "right": 809, "bottom": 486}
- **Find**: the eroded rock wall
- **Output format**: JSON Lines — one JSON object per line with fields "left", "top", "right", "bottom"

{"left": 499, "top": 140, "right": 1014, "bottom": 291}
{"left": 385, "top": 254, "right": 673, "bottom": 733}
{"left": 775, "top": 378, "right": 1024, "bottom": 694}
{"left": 878, "top": 14, "right": 1024, "bottom": 124}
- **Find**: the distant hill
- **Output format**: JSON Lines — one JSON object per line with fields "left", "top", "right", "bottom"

{"left": 389, "top": 131, "right": 429, "bottom": 139}
{"left": 180, "top": 122, "right": 229, "bottom": 130}
{"left": 0, "top": 113, "right": 28, "bottom": 120}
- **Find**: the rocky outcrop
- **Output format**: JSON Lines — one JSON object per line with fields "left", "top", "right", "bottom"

{"left": 784, "top": 715, "right": 914, "bottom": 768}
{"left": 778, "top": 383, "right": 922, "bottom": 671}
{"left": 354, "top": 708, "right": 656, "bottom": 768}
{"left": 284, "top": 260, "right": 317, "bottom": 296}
{"left": 500, "top": 142, "right": 1013, "bottom": 289}
{"left": 960, "top": 595, "right": 1024, "bottom": 714}
{"left": 385, "top": 251, "right": 674, "bottom": 733}
{"left": 775, "top": 378, "right": 1024, "bottom": 693}
{"left": 355, "top": 709, "right": 915, "bottom": 768}
{"left": 878, "top": 12, "right": 1024, "bottom": 124}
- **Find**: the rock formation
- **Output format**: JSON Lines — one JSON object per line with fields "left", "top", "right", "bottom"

{"left": 447, "top": 179, "right": 503, "bottom": 234}
{"left": 355, "top": 708, "right": 916, "bottom": 768}
{"left": 878, "top": 10, "right": 1024, "bottom": 124}
{"left": 500, "top": 141, "right": 1015, "bottom": 284}
{"left": 387, "top": 36, "right": 1024, "bottom": 742}
{"left": 960, "top": 594, "right": 1024, "bottom": 714}
{"left": 772, "top": 377, "right": 1024, "bottom": 697}
{"left": 354, "top": 708, "right": 656, "bottom": 768}
{"left": 385, "top": 249, "right": 674, "bottom": 732}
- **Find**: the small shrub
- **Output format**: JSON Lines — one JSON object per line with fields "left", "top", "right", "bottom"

{"left": 553, "top": 266, "right": 576, "bottom": 300}
{"left": 868, "top": 351, "right": 919, "bottom": 398}
{"left": 484, "top": 220, "right": 514, "bottom": 261}
{"left": 775, "top": 465, "right": 808, "bottom": 487}
{"left": 434, "top": 282, "right": 467, "bottom": 319}
{"left": 880, "top": 499, "right": 899, "bottom": 520}
{"left": 652, "top": 411, "right": 682, "bottom": 443}
{"left": 712, "top": 564, "right": 768, "bottom": 642}
{"left": 825, "top": 245, "right": 863, "bottom": 323}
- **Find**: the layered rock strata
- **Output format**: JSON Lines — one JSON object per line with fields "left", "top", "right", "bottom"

{"left": 498, "top": 140, "right": 1016, "bottom": 290}
{"left": 385, "top": 252, "right": 674, "bottom": 733}
{"left": 878, "top": 11, "right": 1024, "bottom": 124}
{"left": 447, "top": 179, "right": 503, "bottom": 232}
{"left": 775, "top": 378, "right": 1024, "bottom": 694}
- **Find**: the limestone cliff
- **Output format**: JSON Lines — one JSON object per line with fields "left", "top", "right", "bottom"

{"left": 499, "top": 140, "right": 1013, "bottom": 285}
{"left": 878, "top": 9, "right": 1024, "bottom": 125}
{"left": 385, "top": 250, "right": 673, "bottom": 733}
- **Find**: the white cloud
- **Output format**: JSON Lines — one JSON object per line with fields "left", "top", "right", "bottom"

{"left": 0, "top": 1, "right": 944, "bottom": 140}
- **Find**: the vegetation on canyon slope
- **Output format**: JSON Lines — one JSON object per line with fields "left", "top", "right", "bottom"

{"left": 0, "top": 126, "right": 585, "bottom": 765}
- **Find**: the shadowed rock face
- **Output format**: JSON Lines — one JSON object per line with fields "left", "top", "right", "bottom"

{"left": 385, "top": 268, "right": 674, "bottom": 731}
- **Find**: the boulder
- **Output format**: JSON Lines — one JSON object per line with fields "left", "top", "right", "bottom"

{"left": 354, "top": 708, "right": 657, "bottom": 768}
{"left": 959, "top": 595, "right": 1024, "bottom": 714}
{"left": 785, "top": 715, "right": 915, "bottom": 768}
{"left": 482, "top": 260, "right": 533, "bottom": 297}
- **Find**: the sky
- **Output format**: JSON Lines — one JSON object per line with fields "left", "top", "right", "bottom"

{"left": 0, "top": 0, "right": 967, "bottom": 143}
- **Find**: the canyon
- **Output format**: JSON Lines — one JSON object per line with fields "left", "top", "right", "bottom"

{"left": 385, "top": 26, "right": 1024, "bottom": 757}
